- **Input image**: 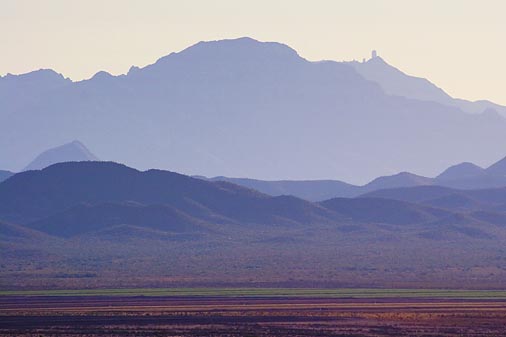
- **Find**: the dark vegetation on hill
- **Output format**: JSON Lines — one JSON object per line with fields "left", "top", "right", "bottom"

{"left": 3, "top": 161, "right": 506, "bottom": 290}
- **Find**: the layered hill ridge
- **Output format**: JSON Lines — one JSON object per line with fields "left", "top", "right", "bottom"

{"left": 200, "top": 153, "right": 506, "bottom": 201}
{"left": 13, "top": 137, "right": 506, "bottom": 205}
{"left": 2, "top": 38, "right": 506, "bottom": 184}
{"left": 4, "top": 161, "right": 506, "bottom": 289}
{"left": 363, "top": 172, "right": 433, "bottom": 191}
{"left": 1, "top": 161, "right": 504, "bottom": 238}
{"left": 0, "top": 161, "right": 340, "bottom": 230}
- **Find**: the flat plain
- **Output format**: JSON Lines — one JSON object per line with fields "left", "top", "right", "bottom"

{"left": 2, "top": 289, "right": 506, "bottom": 337}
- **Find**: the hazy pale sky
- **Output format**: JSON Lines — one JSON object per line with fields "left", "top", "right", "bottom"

{"left": 1, "top": 0, "right": 505, "bottom": 104}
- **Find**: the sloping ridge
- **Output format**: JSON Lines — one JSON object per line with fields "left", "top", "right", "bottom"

{"left": 350, "top": 55, "right": 506, "bottom": 116}
{"left": 486, "top": 156, "right": 506, "bottom": 176}
{"left": 0, "top": 161, "right": 341, "bottom": 236}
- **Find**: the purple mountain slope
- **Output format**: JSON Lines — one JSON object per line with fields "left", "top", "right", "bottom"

{"left": 349, "top": 55, "right": 506, "bottom": 116}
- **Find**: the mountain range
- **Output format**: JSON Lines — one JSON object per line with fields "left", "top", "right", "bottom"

{"left": 2, "top": 37, "right": 506, "bottom": 183}
{"left": 0, "top": 161, "right": 336, "bottom": 227}
{"left": 200, "top": 154, "right": 506, "bottom": 201}
{"left": 4, "top": 138, "right": 506, "bottom": 200}
{"left": 4, "top": 37, "right": 506, "bottom": 290}
{"left": 3, "top": 161, "right": 506, "bottom": 289}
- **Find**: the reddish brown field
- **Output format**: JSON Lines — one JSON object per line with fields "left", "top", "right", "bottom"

{"left": 2, "top": 296, "right": 506, "bottom": 336}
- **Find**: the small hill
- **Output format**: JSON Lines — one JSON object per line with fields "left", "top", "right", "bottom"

{"left": 437, "top": 173, "right": 506, "bottom": 190}
{"left": 363, "top": 172, "right": 433, "bottom": 192}
{"left": 436, "top": 162, "right": 485, "bottom": 181}
{"left": 431, "top": 156, "right": 506, "bottom": 190}
{"left": 23, "top": 140, "right": 99, "bottom": 171}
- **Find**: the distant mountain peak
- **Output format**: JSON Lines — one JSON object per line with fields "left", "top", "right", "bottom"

{"left": 365, "top": 171, "right": 434, "bottom": 191}
{"left": 152, "top": 37, "right": 303, "bottom": 69}
{"left": 127, "top": 65, "right": 140, "bottom": 75}
{"left": 23, "top": 140, "right": 99, "bottom": 171}
{"left": 436, "top": 162, "right": 485, "bottom": 181}
{"left": 2, "top": 37, "right": 506, "bottom": 180}
{"left": 183, "top": 36, "right": 299, "bottom": 54}
{"left": 91, "top": 70, "right": 114, "bottom": 80}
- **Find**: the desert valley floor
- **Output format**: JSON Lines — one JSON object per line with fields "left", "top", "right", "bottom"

{"left": 2, "top": 290, "right": 506, "bottom": 337}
